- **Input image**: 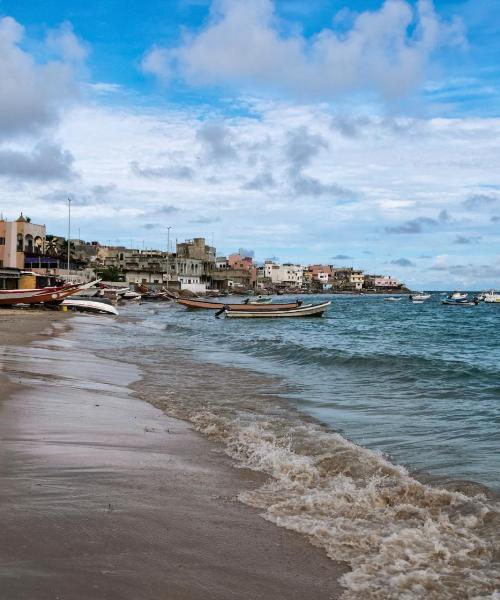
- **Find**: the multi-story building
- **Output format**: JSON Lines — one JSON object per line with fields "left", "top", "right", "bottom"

{"left": 263, "top": 261, "right": 304, "bottom": 286}
{"left": 349, "top": 269, "right": 364, "bottom": 290}
{"left": 0, "top": 213, "right": 46, "bottom": 269}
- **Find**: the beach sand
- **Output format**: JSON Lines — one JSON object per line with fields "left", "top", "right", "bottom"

{"left": 0, "top": 310, "right": 346, "bottom": 600}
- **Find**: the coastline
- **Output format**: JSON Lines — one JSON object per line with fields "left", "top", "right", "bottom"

{"left": 0, "top": 311, "right": 347, "bottom": 599}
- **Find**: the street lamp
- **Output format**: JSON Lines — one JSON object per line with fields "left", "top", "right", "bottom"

{"left": 166, "top": 226, "right": 172, "bottom": 289}
{"left": 67, "top": 197, "right": 72, "bottom": 277}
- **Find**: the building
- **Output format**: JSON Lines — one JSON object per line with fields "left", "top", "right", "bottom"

{"left": 349, "top": 269, "right": 364, "bottom": 291}
{"left": 263, "top": 261, "right": 304, "bottom": 287}
{"left": 374, "top": 275, "right": 401, "bottom": 288}
{"left": 308, "top": 265, "right": 332, "bottom": 288}
{"left": 0, "top": 213, "right": 46, "bottom": 269}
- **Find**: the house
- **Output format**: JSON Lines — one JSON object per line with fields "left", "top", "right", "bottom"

{"left": 0, "top": 213, "right": 46, "bottom": 269}
{"left": 263, "top": 261, "right": 304, "bottom": 286}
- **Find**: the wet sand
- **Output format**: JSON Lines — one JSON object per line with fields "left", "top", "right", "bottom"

{"left": 0, "top": 312, "right": 346, "bottom": 599}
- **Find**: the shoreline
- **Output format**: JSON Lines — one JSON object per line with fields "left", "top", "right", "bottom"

{"left": 0, "top": 311, "right": 347, "bottom": 599}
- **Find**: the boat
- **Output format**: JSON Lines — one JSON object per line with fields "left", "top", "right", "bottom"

{"left": 219, "top": 301, "right": 331, "bottom": 318}
{"left": 409, "top": 292, "right": 432, "bottom": 303}
{"left": 62, "top": 297, "right": 119, "bottom": 315}
{"left": 484, "top": 290, "right": 500, "bottom": 303}
{"left": 246, "top": 296, "right": 272, "bottom": 304}
{"left": 449, "top": 292, "right": 468, "bottom": 301}
{"left": 384, "top": 297, "right": 402, "bottom": 302}
{"left": 178, "top": 298, "right": 304, "bottom": 311}
{"left": 441, "top": 293, "right": 479, "bottom": 306}
{"left": 0, "top": 284, "right": 80, "bottom": 306}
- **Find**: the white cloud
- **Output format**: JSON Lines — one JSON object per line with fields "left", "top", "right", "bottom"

{"left": 141, "top": 0, "right": 465, "bottom": 100}
{"left": 0, "top": 16, "right": 87, "bottom": 139}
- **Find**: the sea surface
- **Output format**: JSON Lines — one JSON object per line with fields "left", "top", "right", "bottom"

{"left": 70, "top": 295, "right": 500, "bottom": 599}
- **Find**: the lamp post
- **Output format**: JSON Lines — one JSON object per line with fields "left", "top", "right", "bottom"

{"left": 67, "top": 197, "right": 72, "bottom": 278}
{"left": 166, "top": 226, "right": 172, "bottom": 289}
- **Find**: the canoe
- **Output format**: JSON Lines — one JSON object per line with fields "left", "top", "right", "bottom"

{"left": 178, "top": 298, "right": 303, "bottom": 311}
{"left": 0, "top": 284, "right": 80, "bottom": 306}
{"left": 221, "top": 301, "right": 331, "bottom": 318}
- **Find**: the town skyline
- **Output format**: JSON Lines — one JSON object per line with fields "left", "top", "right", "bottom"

{"left": 1, "top": 1, "right": 499, "bottom": 289}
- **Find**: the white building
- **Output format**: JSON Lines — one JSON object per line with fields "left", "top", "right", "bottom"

{"left": 263, "top": 261, "right": 304, "bottom": 286}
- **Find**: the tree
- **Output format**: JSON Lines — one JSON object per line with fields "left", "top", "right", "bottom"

{"left": 96, "top": 265, "right": 123, "bottom": 282}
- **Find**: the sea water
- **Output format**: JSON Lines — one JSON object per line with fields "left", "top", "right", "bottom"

{"left": 69, "top": 296, "right": 500, "bottom": 599}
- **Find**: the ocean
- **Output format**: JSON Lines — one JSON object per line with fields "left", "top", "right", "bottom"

{"left": 71, "top": 295, "right": 500, "bottom": 599}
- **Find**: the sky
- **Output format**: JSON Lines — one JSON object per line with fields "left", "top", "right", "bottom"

{"left": 0, "top": 0, "right": 499, "bottom": 288}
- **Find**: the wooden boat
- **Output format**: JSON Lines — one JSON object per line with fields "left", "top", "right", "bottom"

{"left": 441, "top": 296, "right": 479, "bottom": 306}
{"left": 0, "top": 284, "right": 80, "bottom": 306}
{"left": 220, "top": 301, "right": 331, "bottom": 318}
{"left": 178, "top": 298, "right": 303, "bottom": 311}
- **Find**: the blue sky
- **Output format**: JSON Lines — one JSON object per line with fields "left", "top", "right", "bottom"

{"left": 0, "top": 0, "right": 499, "bottom": 287}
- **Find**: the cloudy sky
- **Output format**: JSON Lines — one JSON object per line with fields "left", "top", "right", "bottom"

{"left": 1, "top": 0, "right": 499, "bottom": 287}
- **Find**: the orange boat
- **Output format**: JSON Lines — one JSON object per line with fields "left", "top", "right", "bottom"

{"left": 178, "top": 298, "right": 303, "bottom": 311}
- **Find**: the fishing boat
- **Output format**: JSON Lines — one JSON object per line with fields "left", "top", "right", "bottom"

{"left": 0, "top": 283, "right": 80, "bottom": 306}
{"left": 484, "top": 290, "right": 500, "bottom": 303}
{"left": 441, "top": 293, "right": 479, "bottom": 306}
{"left": 178, "top": 298, "right": 303, "bottom": 311}
{"left": 246, "top": 296, "right": 272, "bottom": 304}
{"left": 219, "top": 301, "right": 331, "bottom": 318}
{"left": 409, "top": 292, "right": 432, "bottom": 303}
{"left": 449, "top": 291, "right": 468, "bottom": 301}
{"left": 62, "top": 297, "right": 119, "bottom": 315}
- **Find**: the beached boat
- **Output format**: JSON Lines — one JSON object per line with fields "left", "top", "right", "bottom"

{"left": 0, "top": 284, "right": 80, "bottom": 306}
{"left": 220, "top": 301, "right": 331, "bottom": 318}
{"left": 178, "top": 298, "right": 303, "bottom": 311}
{"left": 62, "top": 298, "right": 119, "bottom": 315}
{"left": 484, "top": 290, "right": 500, "bottom": 303}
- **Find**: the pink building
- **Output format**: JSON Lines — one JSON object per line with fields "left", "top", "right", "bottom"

{"left": 374, "top": 276, "right": 400, "bottom": 287}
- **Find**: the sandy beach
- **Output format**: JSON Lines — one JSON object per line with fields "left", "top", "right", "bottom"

{"left": 0, "top": 310, "right": 346, "bottom": 600}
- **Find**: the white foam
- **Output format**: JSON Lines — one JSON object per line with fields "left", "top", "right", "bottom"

{"left": 190, "top": 410, "right": 500, "bottom": 599}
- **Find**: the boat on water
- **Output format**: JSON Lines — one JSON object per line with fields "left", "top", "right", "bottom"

{"left": 384, "top": 297, "right": 402, "bottom": 302}
{"left": 0, "top": 283, "right": 80, "bottom": 306}
{"left": 442, "top": 293, "right": 479, "bottom": 306}
{"left": 178, "top": 298, "right": 303, "bottom": 311}
{"left": 484, "top": 290, "right": 500, "bottom": 303}
{"left": 449, "top": 291, "right": 468, "bottom": 301}
{"left": 246, "top": 296, "right": 272, "bottom": 305}
{"left": 62, "top": 297, "right": 119, "bottom": 315}
{"left": 409, "top": 292, "right": 432, "bottom": 303}
{"left": 218, "top": 301, "right": 331, "bottom": 318}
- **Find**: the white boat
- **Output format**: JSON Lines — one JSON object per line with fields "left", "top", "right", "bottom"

{"left": 62, "top": 298, "right": 119, "bottom": 315}
{"left": 245, "top": 296, "right": 272, "bottom": 304}
{"left": 450, "top": 292, "right": 468, "bottom": 300}
{"left": 121, "top": 290, "right": 142, "bottom": 301}
{"left": 484, "top": 290, "right": 500, "bottom": 303}
{"left": 221, "top": 301, "right": 331, "bottom": 318}
{"left": 409, "top": 292, "right": 432, "bottom": 303}
{"left": 384, "top": 297, "right": 402, "bottom": 302}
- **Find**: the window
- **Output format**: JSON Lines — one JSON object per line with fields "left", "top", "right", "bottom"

{"left": 0, "top": 237, "right": 4, "bottom": 245}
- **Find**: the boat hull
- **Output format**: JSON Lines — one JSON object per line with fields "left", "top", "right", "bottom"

{"left": 62, "top": 298, "right": 119, "bottom": 315}
{"left": 224, "top": 301, "right": 331, "bottom": 318}
{"left": 0, "top": 285, "right": 79, "bottom": 306}
{"left": 178, "top": 298, "right": 302, "bottom": 311}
